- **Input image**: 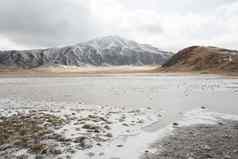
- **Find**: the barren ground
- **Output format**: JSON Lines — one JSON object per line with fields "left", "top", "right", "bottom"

{"left": 0, "top": 74, "right": 238, "bottom": 159}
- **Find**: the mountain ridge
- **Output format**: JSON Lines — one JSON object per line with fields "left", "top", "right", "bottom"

{"left": 161, "top": 46, "right": 238, "bottom": 73}
{"left": 0, "top": 36, "right": 173, "bottom": 69}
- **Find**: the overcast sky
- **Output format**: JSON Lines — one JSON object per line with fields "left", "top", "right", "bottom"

{"left": 0, "top": 0, "right": 237, "bottom": 51}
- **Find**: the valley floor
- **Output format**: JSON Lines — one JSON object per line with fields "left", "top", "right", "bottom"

{"left": 0, "top": 75, "right": 238, "bottom": 159}
{"left": 0, "top": 66, "right": 238, "bottom": 77}
{"left": 1, "top": 101, "right": 238, "bottom": 159}
{"left": 0, "top": 66, "right": 158, "bottom": 77}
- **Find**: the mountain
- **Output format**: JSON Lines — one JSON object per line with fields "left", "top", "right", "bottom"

{"left": 161, "top": 46, "right": 238, "bottom": 73}
{"left": 0, "top": 36, "right": 173, "bottom": 69}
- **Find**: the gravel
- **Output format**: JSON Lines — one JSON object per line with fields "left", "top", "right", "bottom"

{"left": 142, "top": 120, "right": 238, "bottom": 159}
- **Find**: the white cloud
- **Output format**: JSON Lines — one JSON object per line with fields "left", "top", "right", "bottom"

{"left": 0, "top": 35, "right": 28, "bottom": 50}
{"left": 87, "top": 0, "right": 238, "bottom": 51}
{"left": 0, "top": 0, "right": 237, "bottom": 52}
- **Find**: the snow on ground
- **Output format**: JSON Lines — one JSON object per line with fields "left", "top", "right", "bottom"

{"left": 0, "top": 98, "right": 161, "bottom": 159}
{"left": 179, "top": 109, "right": 238, "bottom": 126}
{"left": 1, "top": 97, "right": 238, "bottom": 159}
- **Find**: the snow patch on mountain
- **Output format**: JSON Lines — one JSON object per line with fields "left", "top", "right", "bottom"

{"left": 0, "top": 36, "right": 173, "bottom": 68}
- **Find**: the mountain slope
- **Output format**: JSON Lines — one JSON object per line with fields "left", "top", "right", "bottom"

{"left": 161, "top": 46, "right": 238, "bottom": 73}
{"left": 0, "top": 36, "right": 173, "bottom": 69}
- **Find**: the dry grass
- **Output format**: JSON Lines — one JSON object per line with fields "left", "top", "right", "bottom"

{"left": 161, "top": 46, "right": 238, "bottom": 76}
{"left": 0, "top": 65, "right": 159, "bottom": 77}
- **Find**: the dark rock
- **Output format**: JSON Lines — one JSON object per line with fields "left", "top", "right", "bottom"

{"left": 66, "top": 147, "right": 76, "bottom": 154}
{"left": 137, "top": 119, "right": 144, "bottom": 124}
{"left": 104, "top": 125, "right": 111, "bottom": 130}
{"left": 218, "top": 122, "right": 224, "bottom": 125}
{"left": 96, "top": 143, "right": 102, "bottom": 146}
{"left": 82, "top": 124, "right": 101, "bottom": 133}
{"left": 122, "top": 123, "right": 129, "bottom": 127}
{"left": 49, "top": 148, "right": 62, "bottom": 155}
{"left": 66, "top": 155, "right": 71, "bottom": 159}
{"left": 74, "top": 137, "right": 93, "bottom": 149}
{"left": 105, "top": 133, "right": 113, "bottom": 138}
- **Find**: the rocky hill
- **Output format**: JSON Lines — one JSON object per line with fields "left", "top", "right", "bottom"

{"left": 161, "top": 46, "right": 238, "bottom": 73}
{"left": 0, "top": 36, "right": 173, "bottom": 69}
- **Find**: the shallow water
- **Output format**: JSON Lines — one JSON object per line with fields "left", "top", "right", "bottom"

{"left": 1, "top": 75, "right": 238, "bottom": 158}
{"left": 0, "top": 74, "right": 238, "bottom": 127}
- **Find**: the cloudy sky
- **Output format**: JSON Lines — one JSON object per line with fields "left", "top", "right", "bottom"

{"left": 0, "top": 0, "right": 237, "bottom": 51}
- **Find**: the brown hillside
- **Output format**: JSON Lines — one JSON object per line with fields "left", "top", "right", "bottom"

{"left": 161, "top": 46, "right": 238, "bottom": 73}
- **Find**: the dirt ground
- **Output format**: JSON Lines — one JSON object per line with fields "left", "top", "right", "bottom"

{"left": 0, "top": 65, "right": 237, "bottom": 77}
{"left": 0, "top": 66, "right": 158, "bottom": 77}
{"left": 142, "top": 120, "right": 238, "bottom": 159}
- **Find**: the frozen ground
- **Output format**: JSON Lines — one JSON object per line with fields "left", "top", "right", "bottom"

{"left": 142, "top": 110, "right": 238, "bottom": 159}
{"left": 0, "top": 75, "right": 238, "bottom": 158}
{"left": 0, "top": 98, "right": 161, "bottom": 159}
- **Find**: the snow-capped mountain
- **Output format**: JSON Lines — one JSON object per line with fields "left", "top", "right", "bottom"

{"left": 0, "top": 36, "right": 173, "bottom": 68}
